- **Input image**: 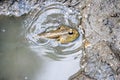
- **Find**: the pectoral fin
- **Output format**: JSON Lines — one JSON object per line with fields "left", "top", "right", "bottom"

{"left": 56, "top": 37, "right": 60, "bottom": 41}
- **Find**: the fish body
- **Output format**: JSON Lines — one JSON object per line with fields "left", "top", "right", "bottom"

{"left": 37, "top": 25, "right": 79, "bottom": 44}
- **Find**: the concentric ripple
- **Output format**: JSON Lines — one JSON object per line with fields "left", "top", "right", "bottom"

{"left": 25, "top": 1, "right": 83, "bottom": 60}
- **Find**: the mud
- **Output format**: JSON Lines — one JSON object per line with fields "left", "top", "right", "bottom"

{"left": 0, "top": 0, "right": 120, "bottom": 80}
{"left": 69, "top": 0, "right": 120, "bottom": 80}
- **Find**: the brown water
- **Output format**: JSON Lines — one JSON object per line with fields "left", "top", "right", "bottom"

{"left": 0, "top": 1, "right": 83, "bottom": 80}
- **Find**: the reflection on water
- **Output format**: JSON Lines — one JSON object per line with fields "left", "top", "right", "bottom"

{"left": 0, "top": 1, "right": 83, "bottom": 80}
{"left": 25, "top": 1, "right": 83, "bottom": 60}
{"left": 0, "top": 16, "right": 43, "bottom": 80}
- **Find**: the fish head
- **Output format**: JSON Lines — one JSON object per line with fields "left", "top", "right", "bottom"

{"left": 57, "top": 26, "right": 79, "bottom": 44}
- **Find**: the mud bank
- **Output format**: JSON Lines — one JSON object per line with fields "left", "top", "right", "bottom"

{"left": 0, "top": 0, "right": 43, "bottom": 16}
{"left": 69, "top": 0, "right": 120, "bottom": 80}
{"left": 0, "top": 0, "right": 119, "bottom": 80}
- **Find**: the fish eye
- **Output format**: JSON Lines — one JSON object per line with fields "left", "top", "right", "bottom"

{"left": 68, "top": 29, "right": 74, "bottom": 35}
{"left": 68, "top": 31, "right": 73, "bottom": 35}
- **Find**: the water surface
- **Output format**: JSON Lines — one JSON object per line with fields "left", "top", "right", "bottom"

{"left": 0, "top": 1, "right": 83, "bottom": 80}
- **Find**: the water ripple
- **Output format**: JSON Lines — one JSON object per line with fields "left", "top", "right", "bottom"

{"left": 24, "top": 1, "right": 83, "bottom": 60}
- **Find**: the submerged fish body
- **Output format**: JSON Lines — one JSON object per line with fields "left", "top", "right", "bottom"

{"left": 37, "top": 25, "right": 79, "bottom": 44}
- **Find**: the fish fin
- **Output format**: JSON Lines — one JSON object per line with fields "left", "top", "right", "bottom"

{"left": 56, "top": 37, "right": 60, "bottom": 41}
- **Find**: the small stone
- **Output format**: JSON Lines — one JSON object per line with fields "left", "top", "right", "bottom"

{"left": 84, "top": 39, "right": 91, "bottom": 48}
{"left": 88, "top": 4, "right": 91, "bottom": 7}
{"left": 84, "top": 14, "right": 88, "bottom": 18}
{"left": 79, "top": 5, "right": 82, "bottom": 8}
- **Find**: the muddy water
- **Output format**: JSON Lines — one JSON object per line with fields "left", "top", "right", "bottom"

{"left": 25, "top": 1, "right": 83, "bottom": 60}
{"left": 0, "top": 1, "right": 83, "bottom": 80}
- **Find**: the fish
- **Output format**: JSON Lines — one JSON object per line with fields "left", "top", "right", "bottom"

{"left": 37, "top": 25, "right": 79, "bottom": 44}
